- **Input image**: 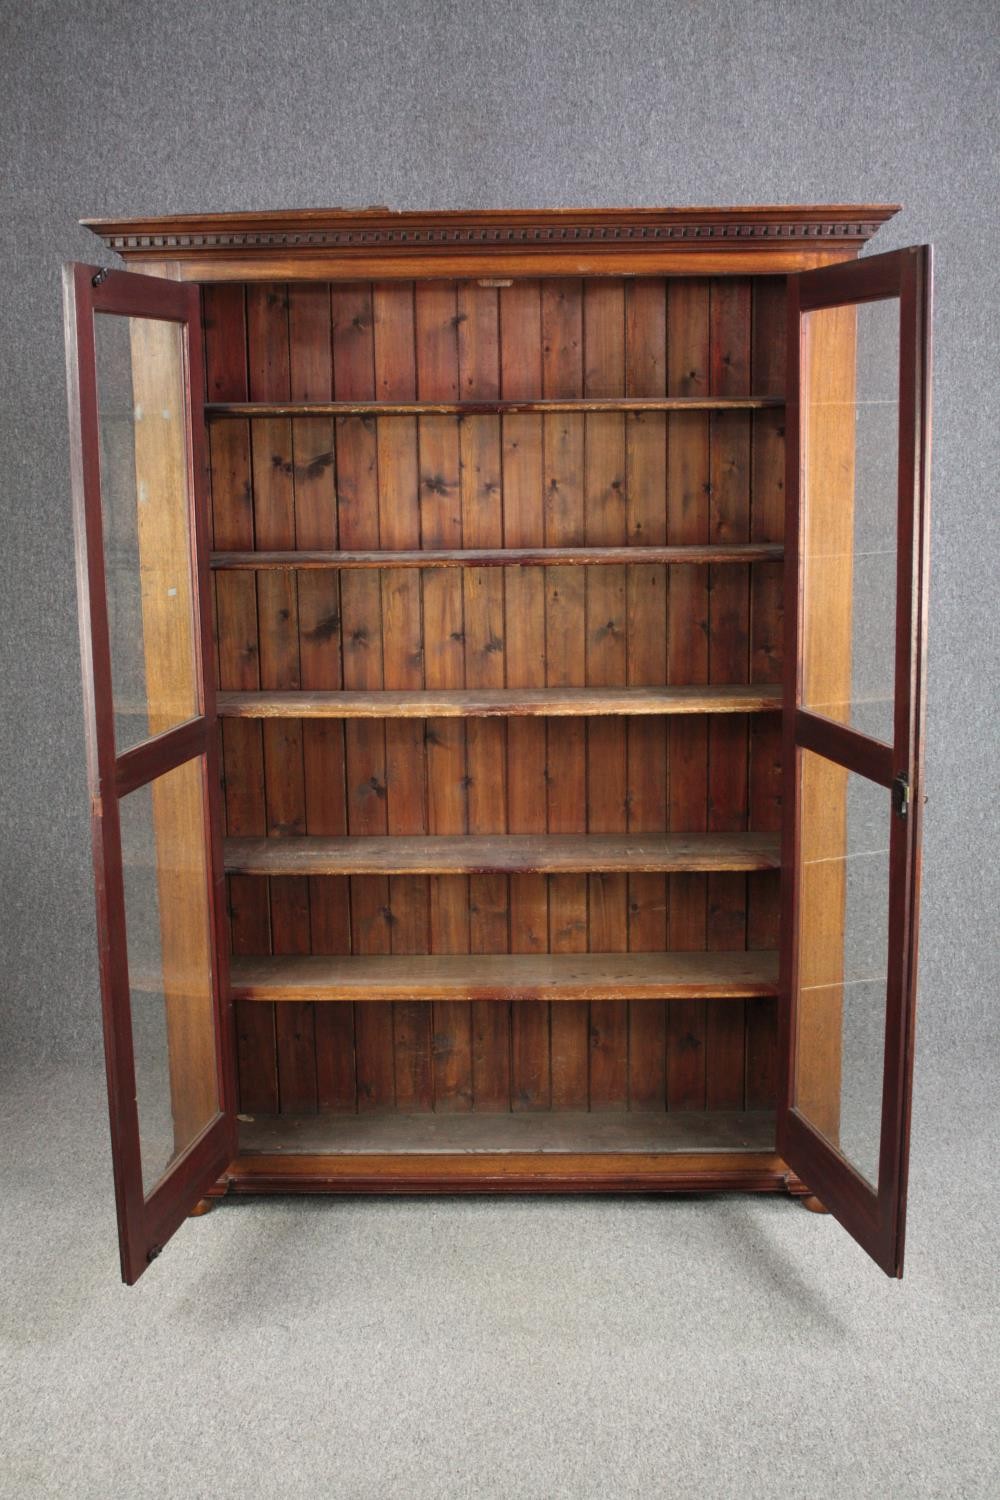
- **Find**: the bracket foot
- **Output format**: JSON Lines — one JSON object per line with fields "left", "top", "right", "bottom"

{"left": 799, "top": 1194, "right": 829, "bottom": 1214}
{"left": 188, "top": 1198, "right": 215, "bottom": 1218}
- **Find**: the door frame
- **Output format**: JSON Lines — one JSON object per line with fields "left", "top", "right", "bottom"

{"left": 779, "top": 246, "right": 932, "bottom": 1276}
{"left": 63, "top": 263, "right": 236, "bottom": 1283}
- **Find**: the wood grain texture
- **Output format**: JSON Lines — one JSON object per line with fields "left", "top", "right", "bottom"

{"left": 231, "top": 950, "right": 779, "bottom": 1001}
{"left": 289, "top": 280, "right": 346, "bottom": 1115}
{"left": 216, "top": 684, "right": 781, "bottom": 717}
{"left": 501, "top": 280, "right": 550, "bottom": 1112}
{"left": 224, "top": 833, "right": 780, "bottom": 877}
{"left": 207, "top": 265, "right": 787, "bottom": 1139}
{"left": 746, "top": 278, "right": 787, "bottom": 1111}
{"left": 457, "top": 278, "right": 511, "bottom": 1114}
{"left": 332, "top": 281, "right": 394, "bottom": 1115}
{"left": 584, "top": 277, "right": 629, "bottom": 1112}
{"left": 543, "top": 278, "right": 588, "bottom": 1111}
{"left": 374, "top": 279, "right": 433, "bottom": 1114}
{"left": 706, "top": 278, "right": 753, "bottom": 1110}
{"left": 211, "top": 543, "right": 784, "bottom": 570}
{"left": 247, "top": 284, "right": 317, "bottom": 1115}
{"left": 416, "top": 279, "right": 474, "bottom": 1113}
{"left": 203, "top": 283, "right": 278, "bottom": 1115}
{"left": 665, "top": 278, "right": 712, "bottom": 1111}
{"left": 624, "top": 276, "right": 670, "bottom": 1110}
{"left": 206, "top": 397, "right": 783, "bottom": 416}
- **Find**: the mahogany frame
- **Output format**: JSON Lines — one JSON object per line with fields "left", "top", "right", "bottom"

{"left": 63, "top": 264, "right": 236, "bottom": 1283}
{"left": 64, "top": 206, "right": 936, "bottom": 1282}
{"left": 778, "top": 246, "right": 932, "bottom": 1277}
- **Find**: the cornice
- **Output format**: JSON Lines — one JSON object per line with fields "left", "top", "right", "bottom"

{"left": 82, "top": 205, "right": 901, "bottom": 258}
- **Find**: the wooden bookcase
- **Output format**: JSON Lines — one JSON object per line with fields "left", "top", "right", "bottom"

{"left": 63, "top": 206, "right": 932, "bottom": 1282}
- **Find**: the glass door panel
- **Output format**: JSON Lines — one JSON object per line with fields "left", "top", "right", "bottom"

{"left": 795, "top": 749, "right": 891, "bottom": 1190}
{"left": 119, "top": 755, "right": 220, "bottom": 1197}
{"left": 94, "top": 312, "right": 200, "bottom": 751}
{"left": 64, "top": 263, "right": 235, "bottom": 1284}
{"left": 800, "top": 297, "right": 900, "bottom": 745}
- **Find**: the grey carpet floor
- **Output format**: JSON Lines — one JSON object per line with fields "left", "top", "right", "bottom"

{"left": 1, "top": 1055, "right": 997, "bottom": 1500}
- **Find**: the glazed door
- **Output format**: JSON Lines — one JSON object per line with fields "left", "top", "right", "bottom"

{"left": 780, "top": 247, "right": 932, "bottom": 1276}
{"left": 64, "top": 265, "right": 235, "bottom": 1283}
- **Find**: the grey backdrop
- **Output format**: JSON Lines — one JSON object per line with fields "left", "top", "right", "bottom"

{"left": 2, "top": 0, "right": 997, "bottom": 1069}
{"left": 2, "top": 5, "right": 999, "bottom": 1498}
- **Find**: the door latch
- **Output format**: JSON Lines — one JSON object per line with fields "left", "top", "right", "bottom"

{"left": 892, "top": 773, "right": 911, "bottom": 818}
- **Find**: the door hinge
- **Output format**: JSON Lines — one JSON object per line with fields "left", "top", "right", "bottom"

{"left": 892, "top": 773, "right": 911, "bottom": 819}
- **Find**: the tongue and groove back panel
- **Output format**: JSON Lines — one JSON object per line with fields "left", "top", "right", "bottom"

{"left": 203, "top": 275, "right": 786, "bottom": 1119}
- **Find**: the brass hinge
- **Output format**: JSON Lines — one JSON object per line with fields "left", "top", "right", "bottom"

{"left": 892, "top": 773, "right": 911, "bottom": 819}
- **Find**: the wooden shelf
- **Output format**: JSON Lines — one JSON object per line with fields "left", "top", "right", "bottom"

{"left": 238, "top": 1109, "right": 777, "bottom": 1156}
{"left": 210, "top": 543, "right": 784, "bottom": 571}
{"left": 229, "top": 950, "right": 779, "bottom": 1002}
{"left": 205, "top": 396, "right": 784, "bottom": 418}
{"left": 216, "top": 684, "right": 781, "bottom": 720}
{"left": 224, "top": 832, "right": 780, "bottom": 877}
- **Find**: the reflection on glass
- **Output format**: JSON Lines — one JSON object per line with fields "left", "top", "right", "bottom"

{"left": 119, "top": 755, "right": 219, "bottom": 1196}
{"left": 801, "top": 297, "right": 899, "bottom": 745}
{"left": 94, "top": 314, "right": 199, "bottom": 752}
{"left": 795, "top": 749, "right": 890, "bottom": 1188}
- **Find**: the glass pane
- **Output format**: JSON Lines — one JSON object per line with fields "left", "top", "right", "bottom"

{"left": 94, "top": 313, "right": 199, "bottom": 752}
{"left": 119, "top": 755, "right": 220, "bottom": 1196}
{"left": 794, "top": 749, "right": 890, "bottom": 1189}
{"left": 801, "top": 297, "right": 899, "bottom": 744}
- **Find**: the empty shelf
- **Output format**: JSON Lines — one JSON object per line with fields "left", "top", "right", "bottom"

{"left": 224, "top": 832, "right": 781, "bottom": 876}
{"left": 216, "top": 684, "right": 782, "bottom": 719}
{"left": 238, "top": 1110, "right": 777, "bottom": 1156}
{"left": 210, "top": 543, "right": 784, "bottom": 570}
{"left": 205, "top": 396, "right": 784, "bottom": 417}
{"left": 229, "top": 950, "right": 779, "bottom": 1002}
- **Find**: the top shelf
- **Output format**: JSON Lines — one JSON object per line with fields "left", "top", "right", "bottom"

{"left": 204, "top": 397, "right": 784, "bottom": 419}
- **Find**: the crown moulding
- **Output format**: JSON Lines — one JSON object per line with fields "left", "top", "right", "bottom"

{"left": 82, "top": 204, "right": 901, "bottom": 258}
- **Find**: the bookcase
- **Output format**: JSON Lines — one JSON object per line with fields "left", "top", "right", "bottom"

{"left": 62, "top": 206, "right": 932, "bottom": 1282}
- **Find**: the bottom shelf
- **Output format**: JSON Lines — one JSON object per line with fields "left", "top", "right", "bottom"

{"left": 238, "top": 1109, "right": 776, "bottom": 1156}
